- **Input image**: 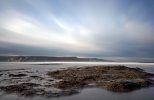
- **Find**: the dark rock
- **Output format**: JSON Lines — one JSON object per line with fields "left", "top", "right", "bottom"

{"left": 0, "top": 66, "right": 154, "bottom": 98}
{"left": 0, "top": 83, "right": 39, "bottom": 93}
{"left": 0, "top": 74, "right": 3, "bottom": 76}
{"left": 0, "top": 82, "right": 79, "bottom": 97}
{"left": 30, "top": 75, "right": 44, "bottom": 80}
{"left": 54, "top": 79, "right": 86, "bottom": 89}
{"left": 9, "top": 73, "right": 27, "bottom": 77}
{"left": 97, "top": 79, "right": 151, "bottom": 92}
{"left": 0, "top": 83, "right": 41, "bottom": 97}
{"left": 48, "top": 79, "right": 54, "bottom": 81}
{"left": 48, "top": 66, "right": 154, "bottom": 92}
{"left": 30, "top": 75, "right": 39, "bottom": 78}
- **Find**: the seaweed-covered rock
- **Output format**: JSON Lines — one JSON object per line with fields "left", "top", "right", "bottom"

{"left": 48, "top": 66, "right": 154, "bottom": 92}
{"left": 0, "top": 82, "right": 79, "bottom": 97}
{"left": 0, "top": 83, "right": 40, "bottom": 97}
{"left": 97, "top": 79, "right": 152, "bottom": 92}
{"left": 0, "top": 66, "right": 154, "bottom": 98}
{"left": 54, "top": 79, "right": 86, "bottom": 89}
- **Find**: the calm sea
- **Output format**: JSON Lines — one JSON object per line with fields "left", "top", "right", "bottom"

{"left": 0, "top": 62, "right": 154, "bottom": 100}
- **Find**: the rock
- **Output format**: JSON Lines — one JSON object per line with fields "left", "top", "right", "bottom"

{"left": 48, "top": 79, "right": 54, "bottom": 81}
{"left": 0, "top": 66, "right": 154, "bottom": 98}
{"left": 54, "top": 79, "right": 86, "bottom": 89}
{"left": 97, "top": 79, "right": 151, "bottom": 92}
{"left": 0, "top": 82, "right": 79, "bottom": 97}
{"left": 9, "top": 73, "right": 27, "bottom": 77}
{"left": 0, "top": 74, "right": 3, "bottom": 76}
{"left": 0, "top": 83, "right": 39, "bottom": 92}
{"left": 47, "top": 66, "right": 154, "bottom": 92}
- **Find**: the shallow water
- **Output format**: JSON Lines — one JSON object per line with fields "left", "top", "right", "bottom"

{"left": 0, "top": 62, "right": 154, "bottom": 100}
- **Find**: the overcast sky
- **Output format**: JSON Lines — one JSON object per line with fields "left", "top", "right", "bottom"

{"left": 0, "top": 0, "right": 154, "bottom": 58}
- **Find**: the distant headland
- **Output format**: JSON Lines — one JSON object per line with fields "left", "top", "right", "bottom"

{"left": 0, "top": 56, "right": 107, "bottom": 62}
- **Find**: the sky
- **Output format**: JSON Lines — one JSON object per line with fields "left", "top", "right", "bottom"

{"left": 0, "top": 0, "right": 154, "bottom": 58}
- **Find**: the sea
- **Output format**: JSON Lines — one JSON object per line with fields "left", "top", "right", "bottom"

{"left": 0, "top": 62, "right": 154, "bottom": 100}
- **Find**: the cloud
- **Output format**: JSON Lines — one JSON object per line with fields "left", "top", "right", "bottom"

{"left": 0, "top": 9, "right": 102, "bottom": 54}
{"left": 0, "top": 0, "right": 154, "bottom": 57}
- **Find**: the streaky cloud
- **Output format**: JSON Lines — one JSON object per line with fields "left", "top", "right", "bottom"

{"left": 0, "top": 0, "right": 154, "bottom": 57}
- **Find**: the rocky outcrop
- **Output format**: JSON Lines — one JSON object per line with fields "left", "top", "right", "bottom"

{"left": 97, "top": 79, "right": 152, "bottom": 92}
{"left": 0, "top": 66, "right": 153, "bottom": 98}
{"left": 48, "top": 66, "right": 154, "bottom": 92}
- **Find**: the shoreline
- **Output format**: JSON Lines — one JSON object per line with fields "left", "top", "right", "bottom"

{"left": 0, "top": 65, "right": 153, "bottom": 97}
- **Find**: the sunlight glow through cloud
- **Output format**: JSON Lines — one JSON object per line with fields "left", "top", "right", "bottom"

{"left": 0, "top": 0, "right": 154, "bottom": 57}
